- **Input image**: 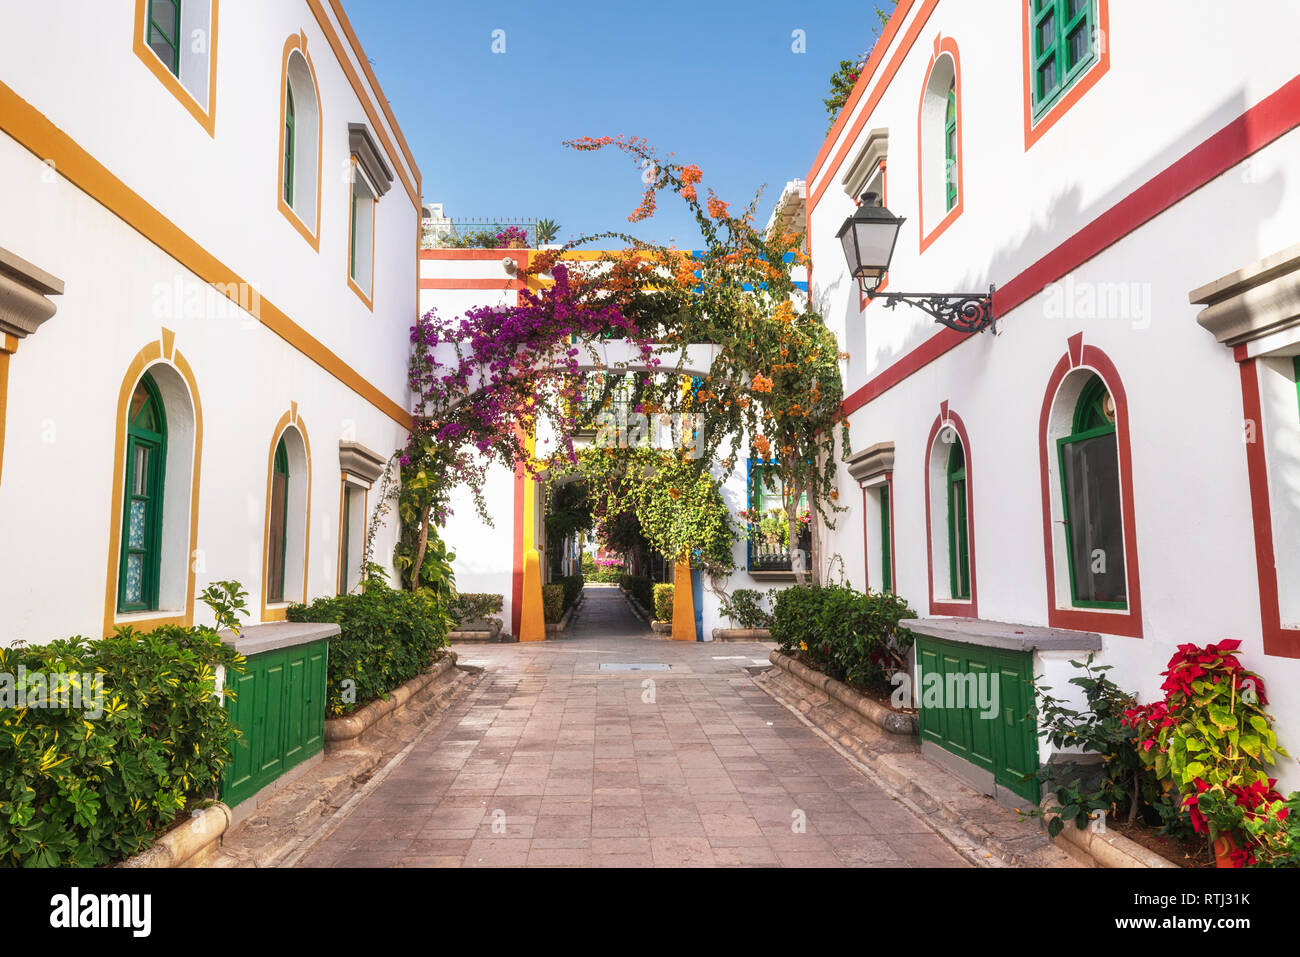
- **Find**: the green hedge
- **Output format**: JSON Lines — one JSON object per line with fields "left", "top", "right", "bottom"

{"left": 449, "top": 592, "right": 503, "bottom": 625}
{"left": 771, "top": 584, "right": 916, "bottom": 694}
{"left": 620, "top": 574, "right": 654, "bottom": 614}
{"left": 542, "top": 584, "right": 565, "bottom": 623}
{"left": 0, "top": 625, "right": 243, "bottom": 867}
{"left": 288, "top": 584, "right": 450, "bottom": 715}
{"left": 653, "top": 583, "right": 674, "bottom": 622}
{"left": 558, "top": 574, "right": 584, "bottom": 610}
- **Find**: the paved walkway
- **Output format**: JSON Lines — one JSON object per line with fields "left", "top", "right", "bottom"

{"left": 295, "top": 586, "right": 967, "bottom": 867}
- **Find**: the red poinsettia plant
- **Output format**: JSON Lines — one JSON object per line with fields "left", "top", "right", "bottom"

{"left": 1122, "top": 640, "right": 1289, "bottom": 865}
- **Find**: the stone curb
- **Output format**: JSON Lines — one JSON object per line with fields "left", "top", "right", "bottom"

{"left": 651, "top": 620, "right": 671, "bottom": 634}
{"left": 546, "top": 594, "right": 582, "bottom": 635}
{"left": 324, "top": 653, "right": 457, "bottom": 747}
{"left": 1040, "top": 797, "right": 1180, "bottom": 868}
{"left": 769, "top": 650, "right": 918, "bottom": 735}
{"left": 713, "top": 627, "right": 772, "bottom": 642}
{"left": 119, "top": 802, "right": 232, "bottom": 868}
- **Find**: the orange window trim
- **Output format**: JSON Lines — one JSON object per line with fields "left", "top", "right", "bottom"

{"left": 916, "top": 37, "right": 965, "bottom": 254}
{"left": 277, "top": 32, "right": 323, "bottom": 253}
{"left": 132, "top": 0, "right": 220, "bottom": 138}
{"left": 1021, "top": 0, "right": 1111, "bottom": 150}
{"left": 0, "top": 78, "right": 411, "bottom": 429}
{"left": 347, "top": 157, "right": 376, "bottom": 311}
{"left": 103, "top": 333, "right": 204, "bottom": 637}
{"left": 261, "top": 407, "right": 312, "bottom": 622}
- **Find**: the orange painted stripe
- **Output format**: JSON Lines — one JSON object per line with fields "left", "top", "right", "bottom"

{"left": 0, "top": 78, "right": 412, "bottom": 429}
{"left": 305, "top": 0, "right": 421, "bottom": 211}
{"left": 807, "top": 0, "right": 916, "bottom": 189}
{"left": 326, "top": 0, "right": 421, "bottom": 197}
{"left": 808, "top": 0, "right": 940, "bottom": 218}
{"left": 420, "top": 248, "right": 528, "bottom": 260}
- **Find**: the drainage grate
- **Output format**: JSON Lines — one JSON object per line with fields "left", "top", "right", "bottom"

{"left": 599, "top": 663, "right": 670, "bottom": 672}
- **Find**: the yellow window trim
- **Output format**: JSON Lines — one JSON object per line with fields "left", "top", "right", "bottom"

{"left": 277, "top": 32, "right": 323, "bottom": 253}
{"left": 261, "top": 406, "right": 313, "bottom": 622}
{"left": 132, "top": 0, "right": 220, "bottom": 138}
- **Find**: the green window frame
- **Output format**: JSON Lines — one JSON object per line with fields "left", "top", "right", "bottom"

{"left": 118, "top": 373, "right": 167, "bottom": 613}
{"left": 268, "top": 437, "right": 290, "bottom": 603}
{"left": 1056, "top": 375, "right": 1127, "bottom": 609}
{"left": 283, "top": 83, "right": 296, "bottom": 207}
{"left": 147, "top": 0, "right": 182, "bottom": 77}
{"left": 946, "top": 442, "right": 970, "bottom": 600}
{"left": 349, "top": 184, "right": 359, "bottom": 280}
{"left": 1293, "top": 357, "right": 1300, "bottom": 418}
{"left": 944, "top": 80, "right": 958, "bottom": 212}
{"left": 1031, "top": 0, "right": 1097, "bottom": 118}
{"left": 879, "top": 483, "right": 893, "bottom": 594}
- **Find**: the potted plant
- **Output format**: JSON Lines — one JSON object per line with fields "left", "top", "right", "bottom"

{"left": 1125, "top": 639, "right": 1288, "bottom": 867}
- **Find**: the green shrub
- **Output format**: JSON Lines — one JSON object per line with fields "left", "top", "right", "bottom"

{"left": 542, "top": 584, "right": 566, "bottom": 623}
{"left": 771, "top": 584, "right": 915, "bottom": 694}
{"left": 0, "top": 625, "right": 244, "bottom": 867}
{"left": 721, "top": 588, "right": 774, "bottom": 629}
{"left": 653, "top": 583, "right": 674, "bottom": 622}
{"left": 620, "top": 574, "right": 654, "bottom": 613}
{"left": 288, "top": 584, "right": 450, "bottom": 715}
{"left": 449, "top": 592, "right": 503, "bottom": 625}
{"left": 559, "top": 575, "right": 584, "bottom": 609}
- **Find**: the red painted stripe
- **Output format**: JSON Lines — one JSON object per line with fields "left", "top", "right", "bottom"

{"left": 840, "top": 73, "right": 1300, "bottom": 420}
{"left": 1238, "top": 358, "right": 1300, "bottom": 658}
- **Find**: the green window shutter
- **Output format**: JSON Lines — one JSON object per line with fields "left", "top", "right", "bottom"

{"left": 945, "top": 81, "right": 958, "bottom": 212}
{"left": 268, "top": 438, "right": 290, "bottom": 603}
{"left": 1031, "top": 0, "right": 1097, "bottom": 118}
{"left": 147, "top": 0, "right": 182, "bottom": 77}
{"left": 1057, "top": 375, "right": 1127, "bottom": 608}
{"left": 119, "top": 374, "right": 167, "bottom": 612}
{"left": 879, "top": 484, "right": 892, "bottom": 594}
{"left": 946, "top": 442, "right": 970, "bottom": 600}
{"left": 283, "top": 84, "right": 295, "bottom": 207}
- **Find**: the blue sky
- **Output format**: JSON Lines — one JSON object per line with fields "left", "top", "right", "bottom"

{"left": 343, "top": 1, "right": 888, "bottom": 247}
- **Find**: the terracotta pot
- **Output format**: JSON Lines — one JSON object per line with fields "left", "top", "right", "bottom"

{"left": 1212, "top": 829, "right": 1245, "bottom": 868}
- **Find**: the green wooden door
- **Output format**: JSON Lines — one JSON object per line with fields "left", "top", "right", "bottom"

{"left": 916, "top": 636, "right": 1038, "bottom": 803}
{"left": 222, "top": 639, "right": 328, "bottom": 808}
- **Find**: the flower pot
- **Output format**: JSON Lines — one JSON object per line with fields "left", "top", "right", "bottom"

{"left": 1212, "top": 829, "right": 1245, "bottom": 868}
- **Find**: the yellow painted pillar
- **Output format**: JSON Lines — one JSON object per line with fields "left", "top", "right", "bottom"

{"left": 518, "top": 438, "right": 547, "bottom": 642}
{"left": 672, "top": 556, "right": 695, "bottom": 641}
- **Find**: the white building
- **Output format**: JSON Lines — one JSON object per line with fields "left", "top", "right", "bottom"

{"left": 0, "top": 1, "right": 420, "bottom": 641}
{"left": 808, "top": 0, "right": 1300, "bottom": 797}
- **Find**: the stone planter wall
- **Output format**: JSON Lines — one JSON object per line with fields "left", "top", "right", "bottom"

{"left": 119, "top": 802, "right": 232, "bottom": 869}
{"left": 324, "top": 653, "right": 459, "bottom": 749}
{"left": 448, "top": 619, "right": 506, "bottom": 642}
{"left": 712, "top": 627, "right": 772, "bottom": 642}
{"left": 1040, "top": 798, "right": 1181, "bottom": 868}
{"left": 768, "top": 650, "right": 917, "bottom": 735}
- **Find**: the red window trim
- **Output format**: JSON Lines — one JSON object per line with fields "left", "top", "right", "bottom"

{"left": 924, "top": 403, "right": 977, "bottom": 616}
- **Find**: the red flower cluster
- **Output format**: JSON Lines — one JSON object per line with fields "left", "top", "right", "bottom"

{"left": 1159, "top": 639, "right": 1266, "bottom": 704}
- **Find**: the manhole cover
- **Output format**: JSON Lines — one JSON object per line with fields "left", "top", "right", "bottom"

{"left": 599, "top": 663, "right": 670, "bottom": 671}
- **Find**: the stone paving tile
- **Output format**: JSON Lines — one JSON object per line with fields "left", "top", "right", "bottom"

{"left": 294, "top": 586, "right": 969, "bottom": 869}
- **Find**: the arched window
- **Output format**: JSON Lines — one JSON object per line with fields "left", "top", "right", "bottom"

{"left": 267, "top": 436, "right": 290, "bottom": 603}
{"left": 262, "top": 416, "right": 311, "bottom": 619}
{"left": 917, "top": 39, "right": 963, "bottom": 251}
{"left": 946, "top": 440, "right": 970, "bottom": 600}
{"left": 278, "top": 36, "right": 321, "bottom": 246}
{"left": 119, "top": 373, "right": 167, "bottom": 612}
{"left": 925, "top": 409, "right": 977, "bottom": 615}
{"left": 134, "top": 0, "right": 218, "bottom": 135}
{"left": 1057, "top": 374, "right": 1125, "bottom": 607}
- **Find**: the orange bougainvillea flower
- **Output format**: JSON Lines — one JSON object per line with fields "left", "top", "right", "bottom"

{"left": 751, "top": 373, "right": 773, "bottom": 393}
{"left": 753, "top": 434, "right": 771, "bottom": 457}
{"left": 680, "top": 164, "right": 703, "bottom": 186}
{"left": 706, "top": 193, "right": 729, "bottom": 220}
{"left": 669, "top": 487, "right": 682, "bottom": 500}
{"left": 680, "top": 184, "right": 697, "bottom": 203}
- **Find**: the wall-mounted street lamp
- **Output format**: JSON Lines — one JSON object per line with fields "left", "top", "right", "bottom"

{"left": 837, "top": 192, "right": 996, "bottom": 334}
